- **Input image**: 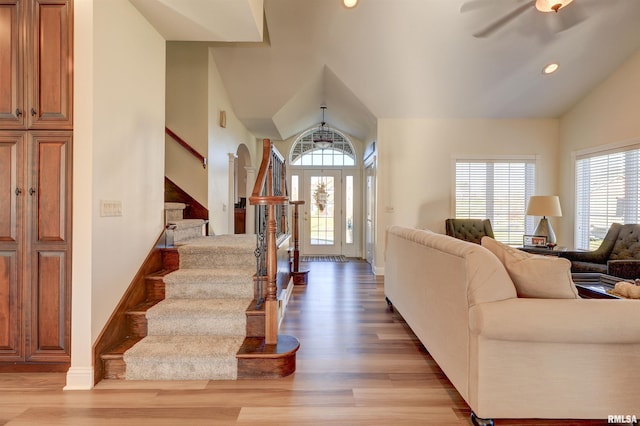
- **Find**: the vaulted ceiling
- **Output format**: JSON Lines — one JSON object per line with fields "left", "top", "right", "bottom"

{"left": 132, "top": 0, "right": 640, "bottom": 142}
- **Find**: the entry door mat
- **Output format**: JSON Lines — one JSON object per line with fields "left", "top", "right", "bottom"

{"left": 300, "top": 255, "right": 348, "bottom": 263}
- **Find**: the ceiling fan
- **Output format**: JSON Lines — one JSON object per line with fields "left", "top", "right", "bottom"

{"left": 461, "top": 0, "right": 587, "bottom": 38}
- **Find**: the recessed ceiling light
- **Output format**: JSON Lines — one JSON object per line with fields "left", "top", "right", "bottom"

{"left": 543, "top": 63, "right": 559, "bottom": 75}
{"left": 343, "top": 0, "right": 358, "bottom": 8}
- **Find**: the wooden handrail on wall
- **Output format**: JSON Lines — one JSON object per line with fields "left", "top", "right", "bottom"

{"left": 165, "top": 127, "right": 207, "bottom": 168}
{"left": 249, "top": 139, "right": 289, "bottom": 345}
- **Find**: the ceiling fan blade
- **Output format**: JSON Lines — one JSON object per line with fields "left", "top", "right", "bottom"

{"left": 472, "top": 1, "right": 534, "bottom": 38}
{"left": 553, "top": 0, "right": 588, "bottom": 33}
{"left": 460, "top": 0, "right": 493, "bottom": 14}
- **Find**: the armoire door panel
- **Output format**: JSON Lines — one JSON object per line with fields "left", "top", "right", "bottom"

{"left": 30, "top": 132, "right": 70, "bottom": 243}
{"left": 0, "top": 250, "right": 21, "bottom": 359}
{"left": 0, "top": 1, "right": 25, "bottom": 129}
{"left": 28, "top": 0, "right": 73, "bottom": 129}
{"left": 27, "top": 250, "right": 69, "bottom": 361}
{"left": 0, "top": 134, "right": 24, "bottom": 243}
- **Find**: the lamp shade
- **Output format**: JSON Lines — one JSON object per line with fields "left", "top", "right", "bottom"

{"left": 526, "top": 195, "right": 562, "bottom": 217}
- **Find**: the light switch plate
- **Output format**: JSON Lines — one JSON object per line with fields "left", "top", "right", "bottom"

{"left": 100, "top": 200, "right": 122, "bottom": 217}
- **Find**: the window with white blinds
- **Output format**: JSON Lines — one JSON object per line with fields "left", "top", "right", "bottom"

{"left": 575, "top": 145, "right": 640, "bottom": 250}
{"left": 455, "top": 159, "right": 536, "bottom": 245}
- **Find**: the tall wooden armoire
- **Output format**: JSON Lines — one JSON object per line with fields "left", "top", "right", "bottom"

{"left": 0, "top": 0, "right": 73, "bottom": 371}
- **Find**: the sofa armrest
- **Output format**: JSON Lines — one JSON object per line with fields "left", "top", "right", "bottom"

{"left": 469, "top": 298, "right": 640, "bottom": 344}
{"left": 558, "top": 250, "right": 607, "bottom": 264}
{"left": 607, "top": 260, "right": 640, "bottom": 280}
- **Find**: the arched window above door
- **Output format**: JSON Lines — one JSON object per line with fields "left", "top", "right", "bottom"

{"left": 290, "top": 129, "right": 356, "bottom": 166}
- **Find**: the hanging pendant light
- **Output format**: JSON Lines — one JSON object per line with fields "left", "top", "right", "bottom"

{"left": 535, "top": 0, "right": 573, "bottom": 13}
{"left": 313, "top": 105, "right": 333, "bottom": 149}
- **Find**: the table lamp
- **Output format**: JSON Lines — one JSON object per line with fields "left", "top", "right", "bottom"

{"left": 526, "top": 195, "right": 562, "bottom": 245}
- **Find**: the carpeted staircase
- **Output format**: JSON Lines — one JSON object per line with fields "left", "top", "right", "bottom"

{"left": 164, "top": 202, "right": 207, "bottom": 245}
{"left": 123, "top": 234, "right": 256, "bottom": 380}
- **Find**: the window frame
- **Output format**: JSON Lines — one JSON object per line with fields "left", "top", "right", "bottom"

{"left": 289, "top": 128, "right": 357, "bottom": 168}
{"left": 573, "top": 139, "right": 640, "bottom": 250}
{"left": 452, "top": 155, "right": 538, "bottom": 245}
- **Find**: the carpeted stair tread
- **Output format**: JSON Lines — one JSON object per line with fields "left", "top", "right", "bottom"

{"left": 146, "top": 298, "right": 251, "bottom": 336}
{"left": 176, "top": 235, "right": 256, "bottom": 269}
{"left": 176, "top": 234, "right": 255, "bottom": 249}
{"left": 166, "top": 218, "right": 205, "bottom": 229}
{"left": 164, "top": 268, "right": 254, "bottom": 284}
{"left": 123, "top": 335, "right": 243, "bottom": 380}
{"left": 147, "top": 298, "right": 252, "bottom": 318}
{"left": 164, "top": 202, "right": 187, "bottom": 223}
{"left": 164, "top": 269, "right": 254, "bottom": 299}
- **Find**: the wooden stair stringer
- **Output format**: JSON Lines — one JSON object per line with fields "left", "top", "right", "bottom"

{"left": 99, "top": 259, "right": 174, "bottom": 381}
{"left": 101, "top": 337, "right": 142, "bottom": 380}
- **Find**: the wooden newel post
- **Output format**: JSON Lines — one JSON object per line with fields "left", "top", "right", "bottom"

{"left": 290, "top": 200, "right": 309, "bottom": 285}
{"left": 265, "top": 203, "right": 278, "bottom": 345}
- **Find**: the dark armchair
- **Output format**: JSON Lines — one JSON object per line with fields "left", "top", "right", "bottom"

{"left": 559, "top": 223, "right": 640, "bottom": 279}
{"left": 445, "top": 218, "right": 494, "bottom": 245}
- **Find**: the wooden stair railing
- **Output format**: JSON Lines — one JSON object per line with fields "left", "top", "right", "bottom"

{"left": 165, "top": 127, "right": 207, "bottom": 168}
{"left": 249, "top": 139, "right": 289, "bottom": 345}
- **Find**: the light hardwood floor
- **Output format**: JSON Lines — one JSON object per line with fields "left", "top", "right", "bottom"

{"left": 1, "top": 260, "right": 605, "bottom": 425}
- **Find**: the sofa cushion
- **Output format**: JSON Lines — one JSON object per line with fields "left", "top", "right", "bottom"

{"left": 481, "top": 237, "right": 580, "bottom": 299}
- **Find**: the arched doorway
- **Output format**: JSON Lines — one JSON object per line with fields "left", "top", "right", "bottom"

{"left": 288, "top": 129, "right": 361, "bottom": 257}
{"left": 233, "top": 143, "right": 252, "bottom": 234}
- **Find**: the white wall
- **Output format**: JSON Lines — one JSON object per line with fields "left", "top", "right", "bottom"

{"left": 375, "top": 118, "right": 559, "bottom": 272}
{"left": 68, "top": 0, "right": 166, "bottom": 389}
{"left": 207, "top": 48, "right": 258, "bottom": 235}
{"left": 165, "top": 44, "right": 257, "bottom": 234}
{"left": 165, "top": 42, "right": 209, "bottom": 207}
{"left": 558, "top": 49, "right": 640, "bottom": 246}
{"left": 67, "top": 0, "right": 94, "bottom": 390}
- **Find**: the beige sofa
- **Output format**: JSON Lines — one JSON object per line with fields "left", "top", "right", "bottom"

{"left": 384, "top": 225, "right": 640, "bottom": 424}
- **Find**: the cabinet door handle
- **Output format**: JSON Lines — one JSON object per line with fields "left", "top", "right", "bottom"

{"left": 15, "top": 188, "right": 22, "bottom": 196}
{"left": 31, "top": 108, "right": 37, "bottom": 117}
{"left": 29, "top": 188, "right": 36, "bottom": 196}
{"left": 16, "top": 108, "right": 22, "bottom": 117}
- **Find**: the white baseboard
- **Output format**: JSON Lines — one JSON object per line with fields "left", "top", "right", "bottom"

{"left": 64, "top": 366, "right": 94, "bottom": 390}
{"left": 277, "top": 277, "right": 295, "bottom": 328}
{"left": 373, "top": 265, "right": 384, "bottom": 276}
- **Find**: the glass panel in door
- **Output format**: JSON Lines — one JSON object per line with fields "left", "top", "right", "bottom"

{"left": 302, "top": 170, "right": 342, "bottom": 255}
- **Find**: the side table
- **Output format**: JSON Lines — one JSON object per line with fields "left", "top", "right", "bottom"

{"left": 518, "top": 246, "right": 564, "bottom": 256}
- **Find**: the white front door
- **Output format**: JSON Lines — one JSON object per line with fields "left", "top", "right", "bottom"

{"left": 302, "top": 170, "right": 342, "bottom": 255}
